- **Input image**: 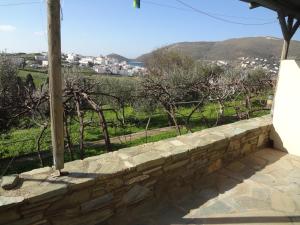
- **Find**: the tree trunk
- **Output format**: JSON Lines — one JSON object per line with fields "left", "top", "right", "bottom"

{"left": 185, "top": 101, "right": 203, "bottom": 132}
{"left": 215, "top": 101, "right": 225, "bottom": 126}
{"left": 245, "top": 95, "right": 251, "bottom": 112}
{"left": 166, "top": 106, "right": 181, "bottom": 135}
{"left": 163, "top": 104, "right": 174, "bottom": 126}
{"left": 36, "top": 123, "right": 47, "bottom": 167}
{"left": 74, "top": 93, "right": 85, "bottom": 159}
{"left": 145, "top": 116, "right": 151, "bottom": 143}
{"left": 78, "top": 112, "right": 84, "bottom": 159}
{"left": 97, "top": 109, "right": 112, "bottom": 151}
{"left": 121, "top": 104, "right": 126, "bottom": 125}
{"left": 219, "top": 102, "right": 225, "bottom": 117}
{"left": 64, "top": 113, "right": 73, "bottom": 160}
{"left": 81, "top": 92, "right": 112, "bottom": 151}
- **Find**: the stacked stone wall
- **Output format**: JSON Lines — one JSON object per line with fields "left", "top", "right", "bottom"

{"left": 0, "top": 115, "right": 272, "bottom": 225}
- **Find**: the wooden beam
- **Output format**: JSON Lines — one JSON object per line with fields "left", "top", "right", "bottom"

{"left": 278, "top": 13, "right": 290, "bottom": 60}
{"left": 291, "top": 19, "right": 300, "bottom": 37}
{"left": 47, "top": 0, "right": 64, "bottom": 170}
{"left": 278, "top": 12, "right": 290, "bottom": 41}
{"left": 281, "top": 39, "right": 290, "bottom": 60}
{"left": 241, "top": 0, "right": 300, "bottom": 59}
{"left": 249, "top": 2, "right": 260, "bottom": 9}
{"left": 287, "top": 16, "right": 294, "bottom": 29}
{"left": 241, "top": 0, "right": 300, "bottom": 20}
{"left": 277, "top": 12, "right": 300, "bottom": 60}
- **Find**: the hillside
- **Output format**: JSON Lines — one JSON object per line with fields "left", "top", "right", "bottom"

{"left": 137, "top": 37, "right": 300, "bottom": 62}
{"left": 107, "top": 53, "right": 130, "bottom": 62}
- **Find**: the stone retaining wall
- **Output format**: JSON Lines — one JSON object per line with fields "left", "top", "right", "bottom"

{"left": 0, "top": 115, "right": 272, "bottom": 225}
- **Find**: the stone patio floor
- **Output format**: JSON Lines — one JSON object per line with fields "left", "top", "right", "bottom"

{"left": 126, "top": 148, "right": 300, "bottom": 225}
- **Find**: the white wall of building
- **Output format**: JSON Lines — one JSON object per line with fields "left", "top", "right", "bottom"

{"left": 35, "top": 55, "right": 48, "bottom": 61}
{"left": 271, "top": 60, "right": 300, "bottom": 156}
{"left": 42, "top": 60, "right": 48, "bottom": 67}
{"left": 66, "top": 53, "right": 80, "bottom": 63}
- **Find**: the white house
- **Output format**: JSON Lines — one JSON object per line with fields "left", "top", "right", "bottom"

{"left": 94, "top": 56, "right": 105, "bottom": 65}
{"left": 66, "top": 53, "right": 81, "bottom": 63}
{"left": 35, "top": 55, "right": 48, "bottom": 61}
{"left": 79, "top": 57, "right": 94, "bottom": 66}
{"left": 42, "top": 60, "right": 49, "bottom": 67}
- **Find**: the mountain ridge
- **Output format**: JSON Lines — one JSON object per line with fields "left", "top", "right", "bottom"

{"left": 136, "top": 36, "right": 300, "bottom": 62}
{"left": 107, "top": 53, "right": 131, "bottom": 62}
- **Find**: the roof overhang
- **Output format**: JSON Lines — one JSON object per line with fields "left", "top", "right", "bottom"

{"left": 240, "top": 0, "right": 300, "bottom": 59}
{"left": 240, "top": 0, "right": 300, "bottom": 20}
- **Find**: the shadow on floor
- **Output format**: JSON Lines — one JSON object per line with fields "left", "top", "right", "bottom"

{"left": 108, "top": 148, "right": 300, "bottom": 225}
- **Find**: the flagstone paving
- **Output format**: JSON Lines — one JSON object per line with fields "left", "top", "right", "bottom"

{"left": 125, "top": 148, "right": 300, "bottom": 225}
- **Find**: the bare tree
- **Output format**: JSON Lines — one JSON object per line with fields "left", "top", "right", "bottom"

{"left": 0, "top": 57, "right": 26, "bottom": 131}
{"left": 142, "top": 50, "right": 216, "bottom": 133}
{"left": 63, "top": 75, "right": 112, "bottom": 154}
{"left": 209, "top": 68, "right": 240, "bottom": 124}
{"left": 236, "top": 68, "right": 273, "bottom": 118}
{"left": 80, "top": 92, "right": 111, "bottom": 151}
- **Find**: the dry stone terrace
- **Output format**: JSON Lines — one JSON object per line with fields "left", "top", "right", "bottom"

{"left": 1, "top": 115, "right": 298, "bottom": 225}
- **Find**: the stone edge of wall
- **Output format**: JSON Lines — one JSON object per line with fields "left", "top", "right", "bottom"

{"left": 0, "top": 115, "right": 272, "bottom": 225}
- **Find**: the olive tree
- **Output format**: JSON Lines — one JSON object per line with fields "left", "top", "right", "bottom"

{"left": 0, "top": 57, "right": 26, "bottom": 131}
{"left": 141, "top": 50, "right": 214, "bottom": 133}
{"left": 236, "top": 68, "right": 273, "bottom": 118}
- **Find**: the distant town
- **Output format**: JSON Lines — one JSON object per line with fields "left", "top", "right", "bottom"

{"left": 213, "top": 56, "right": 280, "bottom": 76}
{"left": 9, "top": 52, "right": 147, "bottom": 76}
{"left": 6, "top": 50, "right": 281, "bottom": 77}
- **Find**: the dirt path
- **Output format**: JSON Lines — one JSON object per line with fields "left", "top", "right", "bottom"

{"left": 85, "top": 126, "right": 179, "bottom": 147}
{"left": 0, "top": 126, "right": 180, "bottom": 168}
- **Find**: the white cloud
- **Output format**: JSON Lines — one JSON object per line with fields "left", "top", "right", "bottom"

{"left": 34, "top": 31, "right": 46, "bottom": 36}
{"left": 0, "top": 25, "right": 16, "bottom": 32}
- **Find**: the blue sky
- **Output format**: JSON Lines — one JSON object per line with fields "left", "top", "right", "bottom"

{"left": 0, "top": 0, "right": 299, "bottom": 58}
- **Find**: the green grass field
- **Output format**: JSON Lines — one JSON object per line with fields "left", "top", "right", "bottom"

{"left": 17, "top": 68, "right": 125, "bottom": 87}
{"left": 0, "top": 101, "right": 269, "bottom": 174}
{"left": 18, "top": 69, "right": 48, "bottom": 87}
{"left": 0, "top": 101, "right": 268, "bottom": 158}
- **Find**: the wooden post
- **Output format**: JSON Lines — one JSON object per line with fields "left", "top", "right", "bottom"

{"left": 278, "top": 12, "right": 300, "bottom": 60}
{"left": 281, "top": 39, "right": 290, "bottom": 60}
{"left": 47, "top": 0, "right": 64, "bottom": 170}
